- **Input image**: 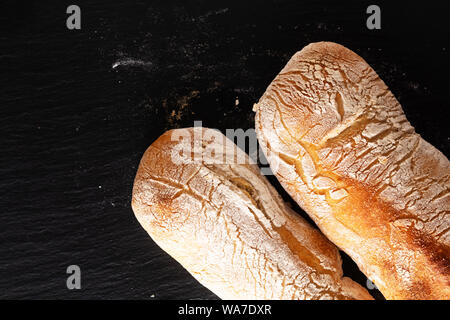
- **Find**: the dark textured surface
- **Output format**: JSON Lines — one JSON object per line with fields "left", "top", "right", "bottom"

{"left": 0, "top": 0, "right": 448, "bottom": 299}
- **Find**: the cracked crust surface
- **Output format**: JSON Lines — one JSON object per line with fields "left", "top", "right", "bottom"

{"left": 132, "top": 127, "right": 372, "bottom": 300}
{"left": 254, "top": 41, "right": 450, "bottom": 299}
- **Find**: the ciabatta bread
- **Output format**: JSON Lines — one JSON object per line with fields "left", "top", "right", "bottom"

{"left": 132, "top": 127, "right": 372, "bottom": 299}
{"left": 254, "top": 42, "right": 450, "bottom": 299}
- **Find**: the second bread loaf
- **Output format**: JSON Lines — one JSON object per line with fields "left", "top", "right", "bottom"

{"left": 132, "top": 127, "right": 373, "bottom": 299}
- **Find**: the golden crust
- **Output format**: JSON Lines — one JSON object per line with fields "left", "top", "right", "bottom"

{"left": 132, "top": 127, "right": 373, "bottom": 300}
{"left": 254, "top": 41, "right": 450, "bottom": 299}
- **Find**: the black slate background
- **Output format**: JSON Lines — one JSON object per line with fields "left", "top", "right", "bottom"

{"left": 0, "top": 0, "right": 448, "bottom": 299}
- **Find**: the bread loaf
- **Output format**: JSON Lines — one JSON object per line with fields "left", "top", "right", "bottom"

{"left": 132, "top": 127, "right": 373, "bottom": 299}
{"left": 254, "top": 42, "right": 450, "bottom": 299}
